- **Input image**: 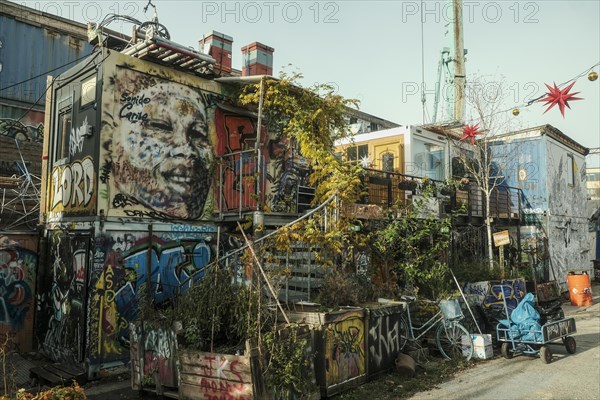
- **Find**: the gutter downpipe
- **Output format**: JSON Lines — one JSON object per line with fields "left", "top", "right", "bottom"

{"left": 255, "top": 76, "right": 265, "bottom": 211}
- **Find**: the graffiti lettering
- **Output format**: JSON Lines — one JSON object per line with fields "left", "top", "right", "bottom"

{"left": 123, "top": 209, "right": 173, "bottom": 220}
{"left": 123, "top": 242, "right": 210, "bottom": 304}
{"left": 368, "top": 316, "right": 400, "bottom": 368}
{"left": 200, "top": 356, "right": 245, "bottom": 383}
{"left": 179, "top": 352, "right": 252, "bottom": 398}
{"left": 118, "top": 92, "right": 150, "bottom": 123}
{"left": 100, "top": 161, "right": 111, "bottom": 184}
{"left": 0, "top": 118, "right": 43, "bottom": 142}
{"left": 51, "top": 157, "right": 95, "bottom": 210}
{"left": 69, "top": 116, "right": 89, "bottom": 156}
{"left": 171, "top": 224, "right": 217, "bottom": 233}
{"left": 325, "top": 311, "right": 365, "bottom": 386}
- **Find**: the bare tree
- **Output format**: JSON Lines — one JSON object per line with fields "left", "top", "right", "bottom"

{"left": 448, "top": 75, "right": 523, "bottom": 273}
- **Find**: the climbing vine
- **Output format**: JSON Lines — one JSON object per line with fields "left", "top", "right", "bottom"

{"left": 238, "top": 71, "right": 363, "bottom": 258}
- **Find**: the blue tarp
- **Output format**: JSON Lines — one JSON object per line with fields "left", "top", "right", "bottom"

{"left": 499, "top": 293, "right": 543, "bottom": 342}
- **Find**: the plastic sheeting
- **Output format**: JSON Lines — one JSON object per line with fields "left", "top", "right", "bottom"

{"left": 499, "top": 293, "right": 543, "bottom": 342}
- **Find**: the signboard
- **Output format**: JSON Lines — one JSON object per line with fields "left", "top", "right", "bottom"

{"left": 493, "top": 230, "right": 510, "bottom": 247}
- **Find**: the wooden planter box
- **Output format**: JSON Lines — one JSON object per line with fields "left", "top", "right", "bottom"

{"left": 179, "top": 351, "right": 254, "bottom": 400}
{"left": 289, "top": 308, "right": 367, "bottom": 398}
{"left": 130, "top": 322, "right": 179, "bottom": 397}
{"left": 365, "top": 303, "right": 406, "bottom": 377}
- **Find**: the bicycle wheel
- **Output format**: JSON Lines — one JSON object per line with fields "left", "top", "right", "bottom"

{"left": 399, "top": 316, "right": 410, "bottom": 351}
{"left": 435, "top": 321, "right": 473, "bottom": 361}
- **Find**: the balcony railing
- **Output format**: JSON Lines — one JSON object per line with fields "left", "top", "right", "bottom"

{"left": 214, "top": 154, "right": 522, "bottom": 222}
{"left": 216, "top": 150, "right": 266, "bottom": 217}
{"left": 357, "top": 169, "right": 522, "bottom": 221}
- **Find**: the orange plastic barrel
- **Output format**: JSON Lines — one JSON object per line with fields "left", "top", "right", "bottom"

{"left": 567, "top": 272, "right": 593, "bottom": 306}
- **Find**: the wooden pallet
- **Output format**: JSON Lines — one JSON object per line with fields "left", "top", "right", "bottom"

{"left": 30, "top": 363, "right": 87, "bottom": 386}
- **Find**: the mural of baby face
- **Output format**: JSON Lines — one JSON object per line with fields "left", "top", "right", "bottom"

{"left": 113, "top": 81, "right": 213, "bottom": 219}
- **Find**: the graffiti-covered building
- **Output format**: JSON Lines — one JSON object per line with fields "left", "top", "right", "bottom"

{"left": 0, "top": 0, "right": 94, "bottom": 351}
{"left": 36, "top": 18, "right": 400, "bottom": 374}
{"left": 487, "top": 125, "right": 590, "bottom": 289}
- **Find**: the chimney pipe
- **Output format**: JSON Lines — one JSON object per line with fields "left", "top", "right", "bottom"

{"left": 199, "top": 31, "right": 233, "bottom": 74}
{"left": 241, "top": 42, "right": 274, "bottom": 76}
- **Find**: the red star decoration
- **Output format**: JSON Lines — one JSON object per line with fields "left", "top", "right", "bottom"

{"left": 538, "top": 81, "right": 583, "bottom": 117}
{"left": 460, "top": 123, "right": 481, "bottom": 145}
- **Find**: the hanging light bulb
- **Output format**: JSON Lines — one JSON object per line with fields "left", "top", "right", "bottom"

{"left": 512, "top": 108, "right": 520, "bottom": 116}
{"left": 588, "top": 71, "right": 598, "bottom": 81}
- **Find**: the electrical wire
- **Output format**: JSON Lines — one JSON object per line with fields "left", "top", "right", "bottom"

{"left": 465, "top": 62, "right": 600, "bottom": 125}
{"left": 0, "top": 53, "right": 93, "bottom": 93}
{"left": 9, "top": 51, "right": 106, "bottom": 129}
{"left": 420, "top": 0, "right": 426, "bottom": 124}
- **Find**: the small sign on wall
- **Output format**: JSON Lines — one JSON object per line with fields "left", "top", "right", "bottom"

{"left": 493, "top": 230, "right": 510, "bottom": 247}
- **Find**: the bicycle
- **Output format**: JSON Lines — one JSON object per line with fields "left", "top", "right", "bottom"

{"left": 398, "top": 296, "right": 474, "bottom": 361}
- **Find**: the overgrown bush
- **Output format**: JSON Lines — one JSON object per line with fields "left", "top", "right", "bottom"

{"left": 1, "top": 382, "right": 86, "bottom": 400}
{"left": 171, "top": 265, "right": 267, "bottom": 352}
{"left": 263, "top": 325, "right": 315, "bottom": 398}
{"left": 315, "top": 268, "right": 364, "bottom": 308}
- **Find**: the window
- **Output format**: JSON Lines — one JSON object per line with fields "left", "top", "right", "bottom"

{"left": 346, "top": 144, "right": 368, "bottom": 162}
{"left": 587, "top": 172, "right": 600, "bottom": 182}
{"left": 80, "top": 76, "right": 97, "bottom": 108}
{"left": 56, "top": 109, "right": 72, "bottom": 162}
{"left": 381, "top": 152, "right": 394, "bottom": 172}
{"left": 567, "top": 154, "right": 574, "bottom": 186}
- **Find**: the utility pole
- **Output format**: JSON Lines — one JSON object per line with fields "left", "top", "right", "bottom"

{"left": 452, "top": 0, "right": 466, "bottom": 122}
{"left": 434, "top": 0, "right": 466, "bottom": 123}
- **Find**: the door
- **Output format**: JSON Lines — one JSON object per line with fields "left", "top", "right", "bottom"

{"left": 40, "top": 231, "right": 90, "bottom": 364}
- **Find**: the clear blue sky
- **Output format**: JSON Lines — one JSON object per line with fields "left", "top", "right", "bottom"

{"left": 25, "top": 0, "right": 600, "bottom": 165}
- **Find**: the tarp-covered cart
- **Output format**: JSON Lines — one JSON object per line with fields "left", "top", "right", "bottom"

{"left": 496, "top": 289, "right": 577, "bottom": 364}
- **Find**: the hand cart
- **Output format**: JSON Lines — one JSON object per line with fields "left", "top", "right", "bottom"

{"left": 496, "top": 285, "right": 577, "bottom": 364}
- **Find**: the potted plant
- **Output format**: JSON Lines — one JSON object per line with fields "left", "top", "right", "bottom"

{"left": 419, "top": 178, "right": 437, "bottom": 196}
{"left": 398, "top": 178, "right": 418, "bottom": 191}
{"left": 439, "top": 184, "right": 456, "bottom": 196}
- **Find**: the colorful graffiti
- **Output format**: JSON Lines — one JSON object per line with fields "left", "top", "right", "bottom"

{"left": 101, "top": 67, "right": 221, "bottom": 220}
{"left": 88, "top": 230, "right": 218, "bottom": 363}
{"left": 324, "top": 309, "right": 366, "bottom": 387}
{"left": 49, "top": 157, "right": 96, "bottom": 214}
{"left": 214, "top": 107, "right": 268, "bottom": 212}
{"left": 464, "top": 278, "right": 526, "bottom": 314}
{"left": 143, "top": 326, "right": 178, "bottom": 386}
{"left": 0, "top": 245, "right": 36, "bottom": 330}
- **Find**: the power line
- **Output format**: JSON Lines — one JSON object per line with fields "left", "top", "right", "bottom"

{"left": 466, "top": 62, "right": 600, "bottom": 124}
{"left": 9, "top": 52, "right": 106, "bottom": 129}
{"left": 0, "top": 53, "right": 92, "bottom": 93}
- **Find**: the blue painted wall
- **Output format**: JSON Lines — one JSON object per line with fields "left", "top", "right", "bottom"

{"left": 0, "top": 13, "right": 92, "bottom": 106}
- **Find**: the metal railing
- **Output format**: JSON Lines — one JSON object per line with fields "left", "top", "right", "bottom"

{"left": 216, "top": 150, "right": 266, "bottom": 217}
{"left": 214, "top": 154, "right": 523, "bottom": 222}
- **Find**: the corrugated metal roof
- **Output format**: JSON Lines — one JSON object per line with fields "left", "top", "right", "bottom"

{"left": 0, "top": 14, "right": 93, "bottom": 106}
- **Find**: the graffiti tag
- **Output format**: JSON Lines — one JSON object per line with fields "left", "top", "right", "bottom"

{"left": 51, "top": 157, "right": 95, "bottom": 210}
{"left": 119, "top": 92, "right": 150, "bottom": 123}
{"left": 69, "top": 116, "right": 89, "bottom": 156}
